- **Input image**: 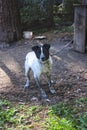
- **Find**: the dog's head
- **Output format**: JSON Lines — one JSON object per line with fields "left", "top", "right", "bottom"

{"left": 32, "top": 44, "right": 50, "bottom": 62}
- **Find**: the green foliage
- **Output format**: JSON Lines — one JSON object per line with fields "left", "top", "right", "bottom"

{"left": 49, "top": 98, "right": 87, "bottom": 130}
{"left": 63, "top": 0, "right": 82, "bottom": 11}
{"left": 54, "top": 0, "right": 82, "bottom": 24}
{"left": 20, "top": 0, "right": 44, "bottom": 25}
{"left": 19, "top": 0, "right": 54, "bottom": 29}
{"left": 53, "top": 25, "right": 74, "bottom": 34}
{"left": 46, "top": 110, "right": 76, "bottom": 130}
{"left": 0, "top": 100, "right": 17, "bottom": 129}
{"left": 0, "top": 98, "right": 87, "bottom": 129}
{"left": 77, "top": 112, "right": 87, "bottom": 130}
{"left": 0, "top": 99, "right": 10, "bottom": 107}
{"left": 63, "top": 0, "right": 82, "bottom": 20}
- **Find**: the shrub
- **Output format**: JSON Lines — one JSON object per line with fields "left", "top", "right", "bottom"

{"left": 19, "top": 0, "right": 54, "bottom": 29}
{"left": 63, "top": 0, "right": 82, "bottom": 21}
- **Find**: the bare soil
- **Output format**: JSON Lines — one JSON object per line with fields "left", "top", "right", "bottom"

{"left": 0, "top": 32, "right": 87, "bottom": 105}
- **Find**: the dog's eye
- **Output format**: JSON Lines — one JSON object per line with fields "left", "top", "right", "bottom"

{"left": 36, "top": 48, "right": 41, "bottom": 53}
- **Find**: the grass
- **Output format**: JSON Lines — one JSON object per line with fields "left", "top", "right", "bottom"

{"left": 0, "top": 97, "right": 87, "bottom": 130}
{"left": 53, "top": 24, "right": 74, "bottom": 34}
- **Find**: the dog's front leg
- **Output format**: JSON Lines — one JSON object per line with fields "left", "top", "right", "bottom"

{"left": 24, "top": 68, "right": 30, "bottom": 89}
{"left": 47, "top": 74, "right": 56, "bottom": 94}
{"left": 34, "top": 76, "right": 47, "bottom": 99}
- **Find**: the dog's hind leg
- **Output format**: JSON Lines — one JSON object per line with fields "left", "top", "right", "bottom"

{"left": 24, "top": 67, "right": 30, "bottom": 89}
{"left": 34, "top": 76, "right": 47, "bottom": 99}
{"left": 47, "top": 74, "right": 56, "bottom": 94}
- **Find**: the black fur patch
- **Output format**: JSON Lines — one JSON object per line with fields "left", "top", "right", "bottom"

{"left": 32, "top": 44, "right": 50, "bottom": 61}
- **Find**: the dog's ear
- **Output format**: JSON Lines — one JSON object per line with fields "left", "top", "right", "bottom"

{"left": 43, "top": 44, "right": 50, "bottom": 50}
{"left": 32, "top": 46, "right": 40, "bottom": 52}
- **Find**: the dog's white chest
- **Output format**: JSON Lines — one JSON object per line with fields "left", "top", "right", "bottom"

{"left": 25, "top": 51, "right": 52, "bottom": 78}
{"left": 40, "top": 61, "right": 51, "bottom": 73}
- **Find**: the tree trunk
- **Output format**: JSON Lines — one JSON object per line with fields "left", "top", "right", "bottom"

{"left": 0, "top": 0, "right": 21, "bottom": 43}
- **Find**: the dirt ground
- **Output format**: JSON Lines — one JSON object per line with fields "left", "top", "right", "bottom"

{"left": 0, "top": 32, "right": 87, "bottom": 105}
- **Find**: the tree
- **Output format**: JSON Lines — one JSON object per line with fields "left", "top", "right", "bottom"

{"left": 19, "top": 0, "right": 54, "bottom": 29}
{"left": 0, "top": 0, "right": 21, "bottom": 43}
{"left": 44, "top": 0, "right": 54, "bottom": 27}
{"left": 63, "top": 0, "right": 82, "bottom": 21}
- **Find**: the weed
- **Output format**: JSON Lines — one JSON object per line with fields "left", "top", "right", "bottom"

{"left": 0, "top": 98, "right": 87, "bottom": 130}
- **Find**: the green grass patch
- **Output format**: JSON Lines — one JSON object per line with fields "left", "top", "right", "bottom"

{"left": 54, "top": 25, "right": 74, "bottom": 34}
{"left": 0, "top": 97, "right": 87, "bottom": 130}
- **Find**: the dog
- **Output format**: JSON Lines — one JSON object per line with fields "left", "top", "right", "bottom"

{"left": 24, "top": 43, "right": 56, "bottom": 98}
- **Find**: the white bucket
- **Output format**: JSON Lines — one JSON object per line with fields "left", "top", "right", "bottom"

{"left": 23, "top": 31, "right": 33, "bottom": 39}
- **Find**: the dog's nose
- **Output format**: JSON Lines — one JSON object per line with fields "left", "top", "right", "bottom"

{"left": 41, "top": 57, "right": 45, "bottom": 61}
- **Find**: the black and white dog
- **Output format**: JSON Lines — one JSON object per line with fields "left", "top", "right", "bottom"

{"left": 24, "top": 44, "right": 56, "bottom": 98}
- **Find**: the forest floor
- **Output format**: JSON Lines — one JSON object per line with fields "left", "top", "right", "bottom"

{"left": 0, "top": 31, "right": 87, "bottom": 105}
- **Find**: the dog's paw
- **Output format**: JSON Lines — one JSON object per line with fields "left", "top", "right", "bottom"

{"left": 48, "top": 80, "right": 55, "bottom": 87}
{"left": 24, "top": 85, "right": 30, "bottom": 89}
{"left": 40, "top": 89, "right": 47, "bottom": 99}
{"left": 41, "top": 93, "right": 47, "bottom": 99}
{"left": 49, "top": 87, "right": 56, "bottom": 94}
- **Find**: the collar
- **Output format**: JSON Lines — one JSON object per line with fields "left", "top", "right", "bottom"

{"left": 39, "top": 59, "right": 49, "bottom": 64}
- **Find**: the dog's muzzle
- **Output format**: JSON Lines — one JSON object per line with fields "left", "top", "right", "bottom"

{"left": 40, "top": 58, "right": 49, "bottom": 64}
{"left": 41, "top": 57, "right": 46, "bottom": 61}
